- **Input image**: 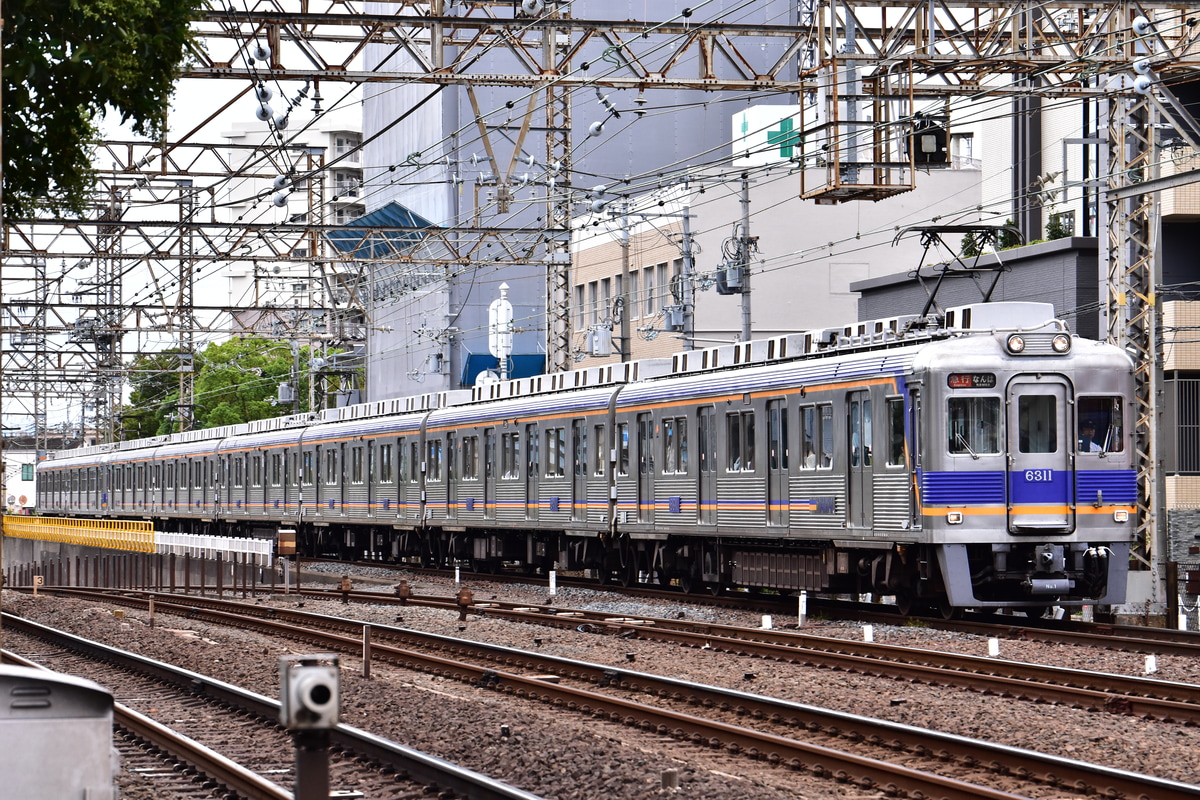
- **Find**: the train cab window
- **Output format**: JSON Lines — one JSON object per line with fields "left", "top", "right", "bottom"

{"left": 727, "top": 411, "right": 756, "bottom": 471}
{"left": 463, "top": 436, "right": 479, "bottom": 480}
{"left": 502, "top": 432, "right": 521, "bottom": 479}
{"left": 949, "top": 397, "right": 1002, "bottom": 455}
{"left": 325, "top": 449, "right": 338, "bottom": 485}
{"left": 1017, "top": 395, "right": 1057, "bottom": 454}
{"left": 1076, "top": 396, "right": 1124, "bottom": 454}
{"left": 663, "top": 417, "right": 688, "bottom": 474}
{"left": 379, "top": 444, "right": 394, "bottom": 482}
{"left": 886, "top": 398, "right": 906, "bottom": 467}
{"left": 617, "top": 423, "right": 630, "bottom": 476}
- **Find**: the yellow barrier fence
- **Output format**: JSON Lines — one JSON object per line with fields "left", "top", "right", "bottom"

{"left": 2, "top": 516, "right": 155, "bottom": 553}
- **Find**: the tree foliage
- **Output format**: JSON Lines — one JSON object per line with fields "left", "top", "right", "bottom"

{"left": 2, "top": 0, "right": 206, "bottom": 219}
{"left": 120, "top": 337, "right": 310, "bottom": 439}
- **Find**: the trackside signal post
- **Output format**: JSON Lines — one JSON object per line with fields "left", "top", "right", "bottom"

{"left": 280, "top": 654, "right": 340, "bottom": 800}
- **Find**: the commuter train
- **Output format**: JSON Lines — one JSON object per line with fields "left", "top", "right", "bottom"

{"left": 37, "top": 301, "right": 1136, "bottom": 614}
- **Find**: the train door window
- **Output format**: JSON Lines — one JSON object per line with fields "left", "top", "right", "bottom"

{"left": 234, "top": 458, "right": 244, "bottom": 487}
{"left": 849, "top": 397, "right": 872, "bottom": 466}
{"left": 379, "top": 444, "right": 393, "bottom": 482}
{"left": 949, "top": 397, "right": 1002, "bottom": 455}
{"left": 501, "top": 432, "right": 521, "bottom": 479}
{"left": 429, "top": 438, "right": 445, "bottom": 481}
{"left": 545, "top": 427, "right": 566, "bottom": 477}
{"left": 397, "top": 439, "right": 408, "bottom": 482}
{"left": 463, "top": 436, "right": 479, "bottom": 480}
{"left": 272, "top": 453, "right": 283, "bottom": 486}
{"left": 410, "top": 441, "right": 421, "bottom": 482}
{"left": 291, "top": 453, "right": 299, "bottom": 486}
{"left": 616, "top": 422, "right": 630, "bottom": 475}
{"left": 696, "top": 410, "right": 710, "bottom": 471}
{"left": 251, "top": 456, "right": 261, "bottom": 486}
{"left": 166, "top": 462, "right": 175, "bottom": 489}
{"left": 325, "top": 449, "right": 338, "bottom": 485}
{"left": 592, "top": 424, "right": 606, "bottom": 476}
{"left": 301, "top": 452, "right": 313, "bottom": 485}
{"left": 886, "top": 398, "right": 906, "bottom": 467}
{"left": 1076, "top": 396, "right": 1124, "bottom": 453}
{"left": 726, "top": 411, "right": 755, "bottom": 471}
{"left": 1015, "top": 395, "right": 1056, "bottom": 453}
{"left": 820, "top": 404, "right": 835, "bottom": 467}
{"left": 351, "top": 447, "right": 364, "bottom": 484}
{"left": 800, "top": 406, "right": 817, "bottom": 469}
{"left": 446, "top": 434, "right": 457, "bottom": 481}
{"left": 662, "top": 416, "right": 688, "bottom": 474}
{"left": 573, "top": 423, "right": 586, "bottom": 477}
{"left": 767, "top": 402, "right": 788, "bottom": 471}
{"left": 526, "top": 424, "right": 540, "bottom": 476}
{"left": 153, "top": 464, "right": 161, "bottom": 489}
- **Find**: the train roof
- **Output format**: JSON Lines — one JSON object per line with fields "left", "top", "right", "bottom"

{"left": 42, "top": 301, "right": 1072, "bottom": 460}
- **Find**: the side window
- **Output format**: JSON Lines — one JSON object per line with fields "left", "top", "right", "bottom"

{"left": 427, "top": 438, "right": 443, "bottom": 481}
{"left": 593, "top": 425, "right": 606, "bottom": 476}
{"left": 325, "top": 448, "right": 339, "bottom": 485}
{"left": 886, "top": 398, "right": 906, "bottom": 467}
{"left": 767, "top": 401, "right": 788, "bottom": 471}
{"left": 820, "top": 404, "right": 834, "bottom": 467}
{"left": 463, "top": 436, "right": 479, "bottom": 480}
{"left": 252, "top": 456, "right": 263, "bottom": 487}
{"left": 379, "top": 444, "right": 393, "bottom": 482}
{"left": 662, "top": 416, "right": 688, "bottom": 474}
{"left": 302, "top": 452, "right": 313, "bottom": 485}
{"left": 526, "top": 424, "right": 540, "bottom": 477}
{"left": 410, "top": 441, "right": 420, "bottom": 482}
{"left": 272, "top": 453, "right": 283, "bottom": 486}
{"left": 617, "top": 422, "right": 630, "bottom": 476}
{"left": 351, "top": 447, "right": 364, "bottom": 484}
{"left": 950, "top": 396, "right": 1003, "bottom": 455}
{"left": 502, "top": 432, "right": 521, "bottom": 479}
{"left": 726, "top": 411, "right": 755, "bottom": 471}
{"left": 573, "top": 423, "right": 587, "bottom": 477}
{"left": 545, "top": 427, "right": 566, "bottom": 477}
{"left": 1076, "top": 396, "right": 1124, "bottom": 454}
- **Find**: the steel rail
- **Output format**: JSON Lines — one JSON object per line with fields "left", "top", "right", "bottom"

{"left": 47, "top": 589, "right": 1200, "bottom": 800}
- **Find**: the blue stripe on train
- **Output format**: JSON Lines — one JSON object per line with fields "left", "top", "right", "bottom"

{"left": 921, "top": 469, "right": 1136, "bottom": 506}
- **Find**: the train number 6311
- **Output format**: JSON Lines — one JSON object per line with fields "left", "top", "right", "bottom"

{"left": 1023, "top": 469, "right": 1054, "bottom": 482}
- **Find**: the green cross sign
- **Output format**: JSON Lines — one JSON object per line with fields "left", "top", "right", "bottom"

{"left": 767, "top": 117, "right": 801, "bottom": 158}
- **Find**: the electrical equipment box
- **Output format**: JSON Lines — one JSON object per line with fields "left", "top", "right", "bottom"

{"left": 0, "top": 665, "right": 115, "bottom": 800}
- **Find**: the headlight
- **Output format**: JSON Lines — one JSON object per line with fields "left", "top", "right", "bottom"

{"left": 946, "top": 511, "right": 963, "bottom": 524}
{"left": 1006, "top": 334, "right": 1025, "bottom": 354}
{"left": 1052, "top": 334, "right": 1071, "bottom": 353}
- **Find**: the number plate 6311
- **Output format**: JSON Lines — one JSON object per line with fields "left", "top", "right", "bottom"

{"left": 1024, "top": 469, "right": 1054, "bottom": 482}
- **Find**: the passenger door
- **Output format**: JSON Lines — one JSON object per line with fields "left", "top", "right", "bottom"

{"left": 847, "top": 392, "right": 873, "bottom": 528}
{"left": 767, "top": 399, "right": 789, "bottom": 526}
{"left": 1006, "top": 376, "right": 1072, "bottom": 533}
{"left": 698, "top": 407, "right": 717, "bottom": 525}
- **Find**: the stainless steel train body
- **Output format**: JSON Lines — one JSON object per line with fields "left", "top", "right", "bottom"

{"left": 37, "top": 302, "right": 1136, "bottom": 612}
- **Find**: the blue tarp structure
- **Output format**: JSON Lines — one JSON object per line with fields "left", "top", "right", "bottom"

{"left": 326, "top": 201, "right": 435, "bottom": 259}
{"left": 461, "top": 353, "right": 546, "bottom": 385}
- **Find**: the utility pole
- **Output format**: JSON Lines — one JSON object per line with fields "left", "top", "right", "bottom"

{"left": 681, "top": 203, "right": 696, "bottom": 351}
{"left": 738, "top": 174, "right": 754, "bottom": 342}
{"left": 619, "top": 203, "right": 631, "bottom": 361}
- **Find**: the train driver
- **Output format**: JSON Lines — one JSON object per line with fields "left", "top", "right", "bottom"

{"left": 1078, "top": 419, "right": 1102, "bottom": 453}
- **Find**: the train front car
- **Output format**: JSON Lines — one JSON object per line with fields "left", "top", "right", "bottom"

{"left": 916, "top": 303, "right": 1135, "bottom": 613}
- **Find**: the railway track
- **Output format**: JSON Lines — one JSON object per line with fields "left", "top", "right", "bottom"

{"left": 20, "top": 587, "right": 1200, "bottom": 800}
{"left": 2, "top": 614, "right": 545, "bottom": 800}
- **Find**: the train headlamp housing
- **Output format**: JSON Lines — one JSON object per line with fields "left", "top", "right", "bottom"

{"left": 946, "top": 511, "right": 964, "bottom": 524}
{"left": 1114, "top": 509, "right": 1129, "bottom": 523}
{"left": 1006, "top": 334, "right": 1026, "bottom": 354}
{"left": 1051, "top": 334, "right": 1071, "bottom": 353}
